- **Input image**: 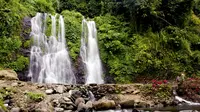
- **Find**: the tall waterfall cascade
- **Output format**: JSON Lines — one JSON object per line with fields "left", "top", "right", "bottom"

{"left": 28, "top": 13, "right": 76, "bottom": 84}
{"left": 80, "top": 19, "right": 104, "bottom": 84}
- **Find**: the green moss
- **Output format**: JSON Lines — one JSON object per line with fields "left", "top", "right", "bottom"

{"left": 26, "top": 92, "right": 45, "bottom": 102}
{"left": 191, "top": 13, "right": 200, "bottom": 25}
{"left": 23, "top": 40, "right": 31, "bottom": 48}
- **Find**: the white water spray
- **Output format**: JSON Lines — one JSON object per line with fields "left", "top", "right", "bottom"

{"left": 80, "top": 19, "right": 104, "bottom": 84}
{"left": 28, "top": 13, "right": 76, "bottom": 84}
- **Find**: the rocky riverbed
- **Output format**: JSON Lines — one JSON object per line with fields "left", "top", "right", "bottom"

{"left": 0, "top": 70, "right": 198, "bottom": 112}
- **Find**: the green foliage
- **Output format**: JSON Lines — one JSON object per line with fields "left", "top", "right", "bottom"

{"left": 0, "top": 0, "right": 200, "bottom": 84}
{"left": 0, "top": 36, "right": 22, "bottom": 65}
{"left": 26, "top": 92, "right": 44, "bottom": 102}
{"left": 95, "top": 12, "right": 200, "bottom": 83}
{"left": 0, "top": 0, "right": 56, "bottom": 71}
{"left": 23, "top": 40, "right": 31, "bottom": 49}
{"left": 0, "top": 98, "right": 6, "bottom": 111}
{"left": 95, "top": 14, "right": 133, "bottom": 83}
{"left": 23, "top": 0, "right": 55, "bottom": 13}
{"left": 58, "top": 0, "right": 101, "bottom": 17}
{"left": 7, "top": 56, "right": 29, "bottom": 71}
{"left": 61, "top": 10, "right": 83, "bottom": 60}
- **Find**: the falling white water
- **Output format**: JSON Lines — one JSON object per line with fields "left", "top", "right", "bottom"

{"left": 28, "top": 13, "right": 76, "bottom": 84}
{"left": 80, "top": 19, "right": 104, "bottom": 84}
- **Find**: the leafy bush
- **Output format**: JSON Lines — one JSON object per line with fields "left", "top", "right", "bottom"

{"left": 6, "top": 56, "right": 29, "bottom": 71}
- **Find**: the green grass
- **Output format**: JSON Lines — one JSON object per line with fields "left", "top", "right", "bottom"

{"left": 26, "top": 92, "right": 45, "bottom": 102}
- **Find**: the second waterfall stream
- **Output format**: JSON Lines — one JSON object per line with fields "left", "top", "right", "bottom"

{"left": 80, "top": 19, "right": 104, "bottom": 84}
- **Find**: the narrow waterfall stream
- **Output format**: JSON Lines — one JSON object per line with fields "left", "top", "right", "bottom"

{"left": 80, "top": 19, "right": 104, "bottom": 84}
{"left": 28, "top": 13, "right": 76, "bottom": 84}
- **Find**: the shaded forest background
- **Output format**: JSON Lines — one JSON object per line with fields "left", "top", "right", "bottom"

{"left": 0, "top": 0, "right": 200, "bottom": 83}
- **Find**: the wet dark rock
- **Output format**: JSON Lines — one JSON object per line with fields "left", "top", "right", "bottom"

{"left": 21, "top": 17, "right": 31, "bottom": 40}
{"left": 75, "top": 56, "right": 85, "bottom": 84}
{"left": 17, "top": 70, "right": 30, "bottom": 82}
{"left": 20, "top": 48, "right": 30, "bottom": 57}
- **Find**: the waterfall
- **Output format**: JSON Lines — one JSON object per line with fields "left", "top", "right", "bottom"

{"left": 80, "top": 19, "right": 104, "bottom": 84}
{"left": 28, "top": 13, "right": 76, "bottom": 84}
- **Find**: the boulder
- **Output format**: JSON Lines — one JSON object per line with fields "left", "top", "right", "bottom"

{"left": 77, "top": 102, "right": 86, "bottom": 112}
{"left": 11, "top": 107, "right": 20, "bottom": 112}
{"left": 0, "top": 108, "right": 5, "bottom": 112}
{"left": 54, "top": 107, "right": 64, "bottom": 112}
{"left": 64, "top": 105, "right": 74, "bottom": 110}
{"left": 45, "top": 89, "right": 54, "bottom": 95}
{"left": 120, "top": 100, "right": 135, "bottom": 108}
{"left": 63, "top": 97, "right": 71, "bottom": 102}
{"left": 11, "top": 82, "right": 18, "bottom": 87}
{"left": 0, "top": 70, "right": 18, "bottom": 80}
{"left": 85, "top": 101, "right": 93, "bottom": 109}
{"left": 93, "top": 99, "right": 115, "bottom": 110}
{"left": 69, "top": 90, "right": 82, "bottom": 99}
{"left": 64, "top": 110, "right": 72, "bottom": 112}
{"left": 55, "top": 86, "right": 64, "bottom": 94}
{"left": 116, "top": 94, "right": 145, "bottom": 108}
{"left": 75, "top": 97, "right": 85, "bottom": 106}
{"left": 34, "top": 101, "right": 53, "bottom": 112}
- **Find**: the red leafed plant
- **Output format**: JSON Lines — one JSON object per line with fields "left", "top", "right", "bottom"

{"left": 141, "top": 79, "right": 172, "bottom": 100}
{"left": 151, "top": 79, "right": 168, "bottom": 89}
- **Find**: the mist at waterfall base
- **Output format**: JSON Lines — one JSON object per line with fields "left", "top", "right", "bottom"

{"left": 28, "top": 13, "right": 76, "bottom": 84}
{"left": 80, "top": 19, "right": 104, "bottom": 84}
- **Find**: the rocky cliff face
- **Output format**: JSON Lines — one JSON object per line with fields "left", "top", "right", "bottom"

{"left": 17, "top": 17, "right": 32, "bottom": 82}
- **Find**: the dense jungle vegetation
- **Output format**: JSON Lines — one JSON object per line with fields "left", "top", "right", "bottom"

{"left": 0, "top": 0, "right": 200, "bottom": 83}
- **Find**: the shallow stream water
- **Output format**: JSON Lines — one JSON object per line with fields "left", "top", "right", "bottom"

{"left": 94, "top": 105, "right": 200, "bottom": 112}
